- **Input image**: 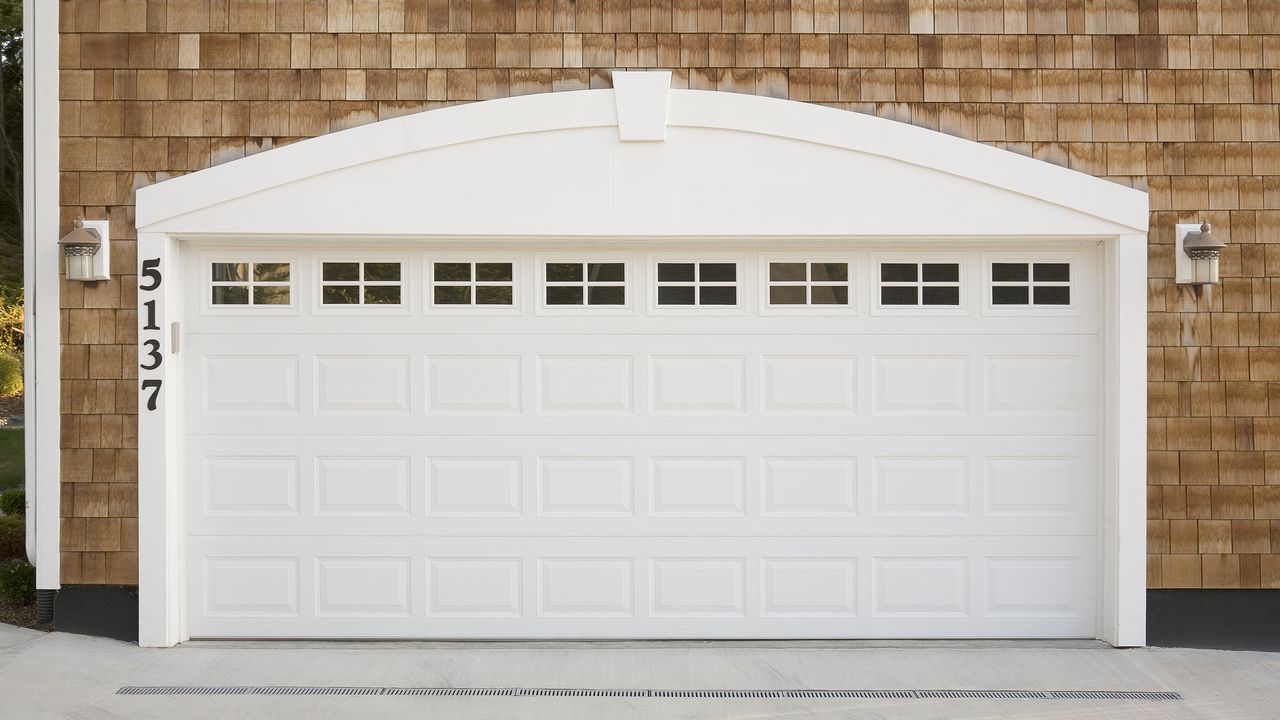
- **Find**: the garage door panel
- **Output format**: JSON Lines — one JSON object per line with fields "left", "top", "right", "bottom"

{"left": 185, "top": 536, "right": 1095, "bottom": 639}
{"left": 185, "top": 435, "right": 1095, "bottom": 537}
{"left": 183, "top": 244, "right": 1101, "bottom": 639}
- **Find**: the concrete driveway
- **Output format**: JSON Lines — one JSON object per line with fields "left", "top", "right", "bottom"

{"left": 1, "top": 625, "right": 1276, "bottom": 719}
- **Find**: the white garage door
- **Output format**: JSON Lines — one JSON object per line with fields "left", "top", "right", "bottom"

{"left": 182, "top": 242, "right": 1100, "bottom": 639}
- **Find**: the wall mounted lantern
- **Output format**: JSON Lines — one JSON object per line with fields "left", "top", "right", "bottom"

{"left": 1175, "top": 222, "right": 1226, "bottom": 286}
{"left": 58, "top": 218, "right": 110, "bottom": 281}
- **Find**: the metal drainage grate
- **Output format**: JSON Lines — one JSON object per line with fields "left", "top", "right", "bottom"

{"left": 117, "top": 686, "right": 1181, "bottom": 701}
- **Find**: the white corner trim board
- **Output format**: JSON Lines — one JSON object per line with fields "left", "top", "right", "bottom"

{"left": 22, "top": 0, "right": 61, "bottom": 590}
{"left": 135, "top": 71, "right": 1147, "bottom": 647}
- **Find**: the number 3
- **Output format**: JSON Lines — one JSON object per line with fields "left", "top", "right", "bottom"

{"left": 141, "top": 339, "right": 162, "bottom": 371}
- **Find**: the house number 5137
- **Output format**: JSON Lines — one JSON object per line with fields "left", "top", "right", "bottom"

{"left": 139, "top": 258, "right": 163, "bottom": 411}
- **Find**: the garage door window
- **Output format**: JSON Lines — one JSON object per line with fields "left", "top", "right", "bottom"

{"left": 544, "top": 262, "right": 626, "bottom": 306}
{"left": 767, "top": 262, "right": 851, "bottom": 306}
{"left": 991, "top": 262, "right": 1071, "bottom": 306}
{"left": 210, "top": 261, "right": 292, "bottom": 306}
{"left": 433, "top": 261, "right": 515, "bottom": 306}
{"left": 321, "top": 261, "right": 403, "bottom": 305}
{"left": 656, "top": 262, "right": 738, "bottom": 306}
{"left": 879, "top": 262, "right": 960, "bottom": 306}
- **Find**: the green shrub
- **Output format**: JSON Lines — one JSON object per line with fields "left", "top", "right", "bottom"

{"left": 0, "top": 351, "right": 19, "bottom": 397}
{"left": 0, "top": 558, "right": 35, "bottom": 604}
{"left": 0, "top": 488, "right": 21, "bottom": 515}
{"left": 0, "top": 513, "right": 23, "bottom": 560}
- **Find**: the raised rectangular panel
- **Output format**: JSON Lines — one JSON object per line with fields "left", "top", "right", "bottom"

{"left": 203, "top": 557, "right": 300, "bottom": 617}
{"left": 203, "top": 456, "right": 299, "bottom": 516}
{"left": 650, "top": 558, "right": 745, "bottom": 617}
{"left": 428, "top": 457, "right": 522, "bottom": 516}
{"left": 762, "top": 356, "right": 856, "bottom": 415}
{"left": 315, "top": 557, "right": 411, "bottom": 617}
{"left": 316, "top": 457, "right": 411, "bottom": 516}
{"left": 985, "top": 356, "right": 1081, "bottom": 415}
{"left": 874, "top": 457, "right": 968, "bottom": 515}
{"left": 985, "top": 558, "right": 1080, "bottom": 617}
{"left": 426, "top": 356, "right": 521, "bottom": 415}
{"left": 538, "top": 356, "right": 634, "bottom": 415}
{"left": 650, "top": 457, "right": 745, "bottom": 516}
{"left": 539, "top": 559, "right": 635, "bottom": 617}
{"left": 539, "top": 457, "right": 634, "bottom": 515}
{"left": 761, "top": 457, "right": 857, "bottom": 516}
{"left": 651, "top": 356, "right": 746, "bottom": 415}
{"left": 315, "top": 355, "right": 410, "bottom": 415}
{"left": 427, "top": 558, "right": 523, "bottom": 617}
{"left": 762, "top": 558, "right": 857, "bottom": 616}
{"left": 203, "top": 356, "right": 298, "bottom": 414}
{"left": 985, "top": 457, "right": 1080, "bottom": 516}
{"left": 872, "top": 356, "right": 967, "bottom": 415}
{"left": 873, "top": 558, "right": 968, "bottom": 616}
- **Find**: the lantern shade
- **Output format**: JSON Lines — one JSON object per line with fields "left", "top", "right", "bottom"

{"left": 58, "top": 218, "right": 109, "bottom": 281}
{"left": 1182, "top": 222, "right": 1225, "bottom": 258}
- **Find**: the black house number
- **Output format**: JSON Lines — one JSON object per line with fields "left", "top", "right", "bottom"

{"left": 140, "top": 258, "right": 163, "bottom": 411}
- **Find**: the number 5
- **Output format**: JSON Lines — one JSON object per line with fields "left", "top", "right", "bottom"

{"left": 140, "top": 258, "right": 162, "bottom": 291}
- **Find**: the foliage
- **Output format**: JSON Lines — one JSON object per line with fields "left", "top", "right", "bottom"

{"left": 0, "top": 558, "right": 34, "bottom": 604}
{"left": 0, "top": 0, "right": 20, "bottom": 300}
{"left": 0, "top": 293, "right": 19, "bottom": 353}
{"left": 0, "top": 487, "right": 20, "bottom": 515}
{"left": 0, "top": 350, "right": 18, "bottom": 396}
{"left": 0, "top": 512, "right": 22, "bottom": 560}
{"left": 0, "top": 428, "right": 21, "bottom": 491}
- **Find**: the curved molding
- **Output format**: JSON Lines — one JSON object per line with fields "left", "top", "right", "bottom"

{"left": 136, "top": 75, "right": 1147, "bottom": 236}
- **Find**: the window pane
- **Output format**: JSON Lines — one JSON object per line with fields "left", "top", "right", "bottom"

{"left": 992, "top": 285, "right": 1030, "bottom": 305}
{"left": 546, "top": 263, "right": 582, "bottom": 282}
{"left": 364, "top": 286, "right": 401, "bottom": 304}
{"left": 587, "top": 286, "right": 625, "bottom": 305}
{"left": 546, "top": 286, "right": 583, "bottom": 305}
{"left": 769, "top": 286, "right": 807, "bottom": 304}
{"left": 322, "top": 285, "right": 360, "bottom": 304}
{"left": 699, "top": 286, "right": 737, "bottom": 305}
{"left": 769, "top": 263, "right": 806, "bottom": 282}
{"left": 922, "top": 286, "right": 960, "bottom": 305}
{"left": 699, "top": 263, "right": 737, "bottom": 282}
{"left": 253, "top": 286, "right": 290, "bottom": 305}
{"left": 991, "top": 263, "right": 1028, "bottom": 282}
{"left": 212, "top": 285, "right": 249, "bottom": 305}
{"left": 922, "top": 263, "right": 959, "bottom": 282}
{"left": 434, "top": 286, "right": 471, "bottom": 305}
{"left": 253, "top": 262, "right": 290, "bottom": 282}
{"left": 364, "top": 262, "right": 401, "bottom": 282}
{"left": 810, "top": 263, "right": 848, "bottom": 282}
{"left": 881, "top": 263, "right": 917, "bottom": 282}
{"left": 587, "top": 263, "right": 625, "bottom": 282}
{"left": 1034, "top": 263, "right": 1070, "bottom": 282}
{"left": 476, "top": 263, "right": 513, "bottom": 282}
{"left": 211, "top": 262, "right": 247, "bottom": 282}
{"left": 476, "top": 286, "right": 513, "bottom": 305}
{"left": 658, "top": 286, "right": 696, "bottom": 305}
{"left": 323, "top": 262, "right": 360, "bottom": 282}
{"left": 881, "top": 286, "right": 918, "bottom": 305}
{"left": 1034, "top": 286, "right": 1071, "bottom": 305}
{"left": 434, "top": 262, "right": 471, "bottom": 282}
{"left": 811, "top": 285, "right": 849, "bottom": 305}
{"left": 657, "top": 263, "right": 695, "bottom": 282}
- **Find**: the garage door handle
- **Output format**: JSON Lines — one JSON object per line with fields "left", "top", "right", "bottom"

{"left": 170, "top": 322, "right": 181, "bottom": 354}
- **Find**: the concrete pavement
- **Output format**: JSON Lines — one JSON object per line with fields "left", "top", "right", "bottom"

{"left": 0, "top": 625, "right": 1276, "bottom": 719}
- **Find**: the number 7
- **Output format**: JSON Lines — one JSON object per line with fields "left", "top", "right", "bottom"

{"left": 141, "top": 379, "right": 162, "bottom": 411}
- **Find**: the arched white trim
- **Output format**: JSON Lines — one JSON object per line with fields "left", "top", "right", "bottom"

{"left": 136, "top": 75, "right": 1147, "bottom": 237}
{"left": 135, "top": 73, "right": 1147, "bottom": 648}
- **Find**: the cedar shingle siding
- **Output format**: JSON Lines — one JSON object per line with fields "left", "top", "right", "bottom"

{"left": 57, "top": 0, "right": 1280, "bottom": 588}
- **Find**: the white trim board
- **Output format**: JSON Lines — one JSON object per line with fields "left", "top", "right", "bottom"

{"left": 135, "top": 72, "right": 1148, "bottom": 647}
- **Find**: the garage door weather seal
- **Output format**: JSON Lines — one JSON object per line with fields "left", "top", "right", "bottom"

{"left": 116, "top": 686, "right": 1181, "bottom": 701}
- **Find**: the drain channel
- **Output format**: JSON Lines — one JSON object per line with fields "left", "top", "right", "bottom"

{"left": 117, "top": 686, "right": 1181, "bottom": 701}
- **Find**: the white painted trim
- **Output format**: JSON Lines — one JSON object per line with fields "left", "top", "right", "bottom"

{"left": 134, "top": 82, "right": 1150, "bottom": 646}
{"left": 613, "top": 70, "right": 672, "bottom": 141}
{"left": 21, "top": 0, "right": 61, "bottom": 588}
{"left": 138, "top": 234, "right": 185, "bottom": 647}
{"left": 1102, "top": 233, "right": 1149, "bottom": 647}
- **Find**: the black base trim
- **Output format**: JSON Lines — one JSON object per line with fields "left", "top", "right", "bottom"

{"left": 53, "top": 585, "right": 138, "bottom": 643}
{"left": 1147, "top": 589, "right": 1280, "bottom": 651}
